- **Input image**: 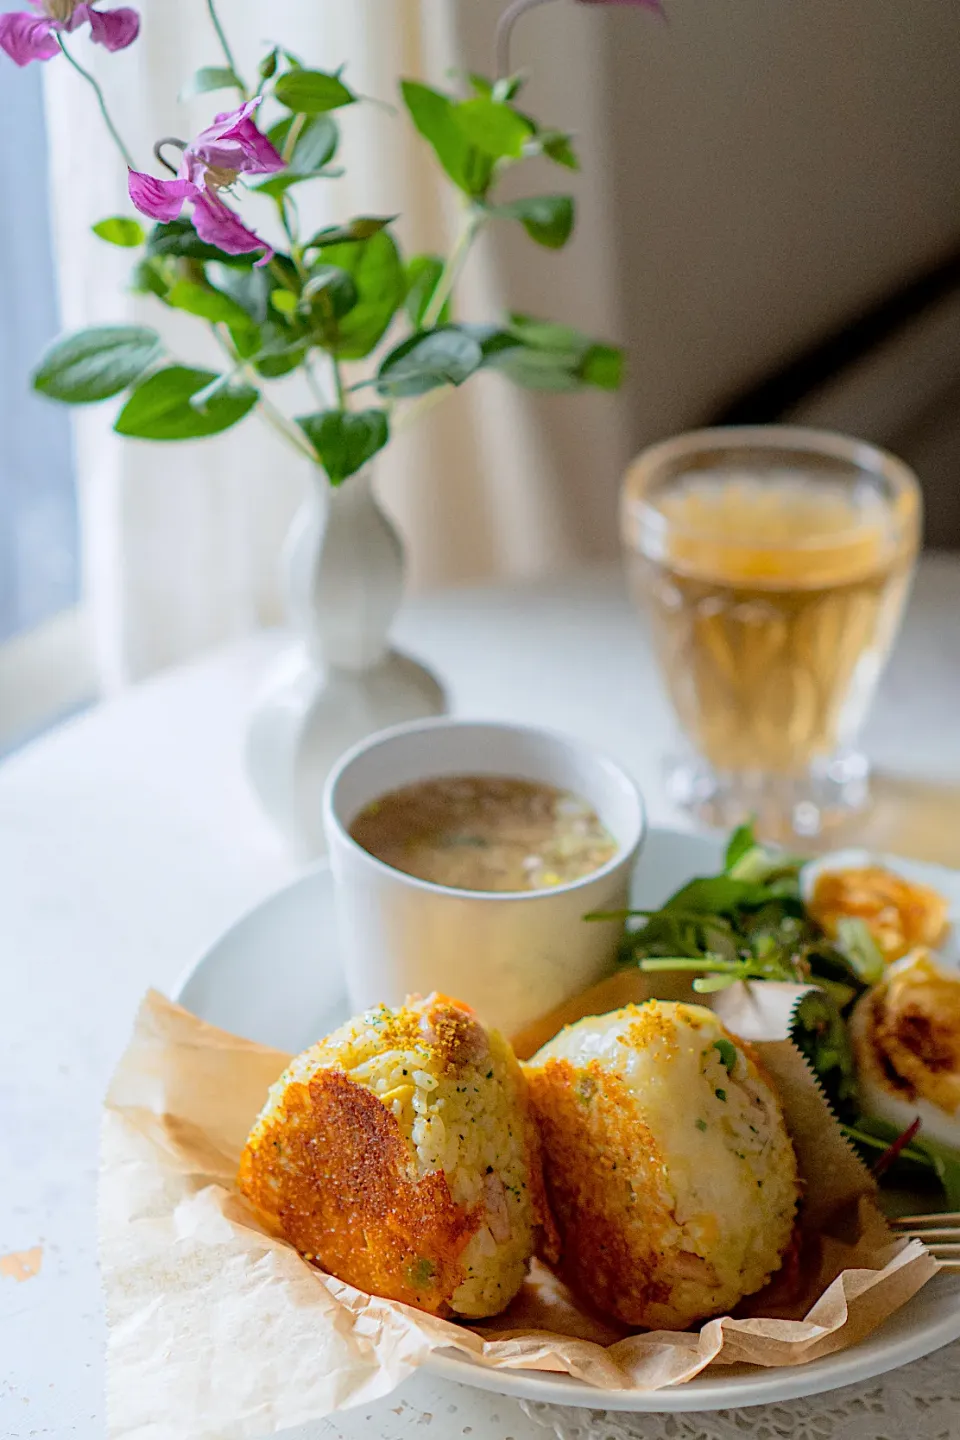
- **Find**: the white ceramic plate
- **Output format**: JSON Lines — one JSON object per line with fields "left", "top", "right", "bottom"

{"left": 174, "top": 827, "right": 960, "bottom": 1412}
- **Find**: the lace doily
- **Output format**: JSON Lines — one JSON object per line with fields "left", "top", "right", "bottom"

{"left": 520, "top": 1342, "right": 960, "bottom": 1440}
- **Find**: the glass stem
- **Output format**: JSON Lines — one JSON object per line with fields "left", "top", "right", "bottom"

{"left": 57, "top": 37, "right": 136, "bottom": 170}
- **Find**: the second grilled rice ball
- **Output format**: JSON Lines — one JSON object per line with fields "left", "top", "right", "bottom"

{"left": 238, "top": 993, "right": 550, "bottom": 1319}
{"left": 526, "top": 1000, "right": 799, "bottom": 1330}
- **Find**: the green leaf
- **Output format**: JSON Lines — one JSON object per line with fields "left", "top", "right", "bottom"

{"left": 467, "top": 72, "right": 493, "bottom": 97}
{"left": 92, "top": 216, "right": 145, "bottom": 248}
{"left": 724, "top": 821, "right": 758, "bottom": 873}
{"left": 114, "top": 366, "right": 258, "bottom": 440}
{"left": 181, "top": 65, "right": 241, "bottom": 99}
{"left": 146, "top": 218, "right": 258, "bottom": 267}
{"left": 274, "top": 68, "right": 356, "bottom": 114}
{"left": 834, "top": 918, "right": 885, "bottom": 984}
{"left": 296, "top": 408, "right": 389, "bottom": 485}
{"left": 483, "top": 344, "right": 582, "bottom": 392}
{"left": 310, "top": 230, "right": 405, "bottom": 359}
{"left": 400, "top": 79, "right": 492, "bottom": 199}
{"left": 539, "top": 130, "right": 580, "bottom": 171}
{"left": 376, "top": 326, "right": 483, "bottom": 398}
{"left": 405, "top": 255, "right": 448, "bottom": 327}
{"left": 790, "top": 990, "right": 859, "bottom": 1116}
{"left": 258, "top": 115, "right": 340, "bottom": 196}
{"left": 300, "top": 265, "right": 358, "bottom": 320}
{"left": 579, "top": 343, "right": 623, "bottom": 390}
{"left": 490, "top": 194, "right": 575, "bottom": 248}
{"left": 208, "top": 264, "right": 273, "bottom": 324}
{"left": 469, "top": 318, "right": 583, "bottom": 391}
{"left": 506, "top": 315, "right": 583, "bottom": 351}
{"left": 131, "top": 257, "right": 174, "bottom": 300}
{"left": 664, "top": 877, "right": 785, "bottom": 915}
{"left": 165, "top": 280, "right": 257, "bottom": 331}
{"left": 927, "top": 1139, "right": 960, "bottom": 1209}
{"left": 254, "top": 337, "right": 308, "bottom": 378}
{"left": 33, "top": 326, "right": 162, "bottom": 404}
{"left": 459, "top": 323, "right": 519, "bottom": 359}
{"left": 228, "top": 323, "right": 262, "bottom": 360}
{"left": 286, "top": 114, "right": 339, "bottom": 171}
{"left": 258, "top": 47, "right": 279, "bottom": 81}
{"left": 304, "top": 216, "right": 395, "bottom": 249}
{"left": 456, "top": 97, "right": 533, "bottom": 160}
{"left": 270, "top": 290, "right": 298, "bottom": 317}
{"left": 492, "top": 75, "right": 525, "bottom": 103}
{"left": 482, "top": 315, "right": 624, "bottom": 393}
{"left": 255, "top": 171, "right": 322, "bottom": 199}
{"left": 841, "top": 1116, "right": 960, "bottom": 1207}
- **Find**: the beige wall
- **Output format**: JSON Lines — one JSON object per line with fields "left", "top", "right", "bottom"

{"left": 602, "top": 0, "right": 960, "bottom": 446}
{"left": 450, "top": 0, "right": 960, "bottom": 563}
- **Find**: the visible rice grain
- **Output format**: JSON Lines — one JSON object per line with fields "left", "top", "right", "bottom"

{"left": 242, "top": 995, "right": 545, "bottom": 1318}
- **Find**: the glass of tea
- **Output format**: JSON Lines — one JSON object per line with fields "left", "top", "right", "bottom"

{"left": 621, "top": 426, "right": 921, "bottom": 840}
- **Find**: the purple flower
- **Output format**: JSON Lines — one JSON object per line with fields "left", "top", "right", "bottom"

{"left": 0, "top": 0, "right": 139, "bottom": 66}
{"left": 128, "top": 99, "right": 285, "bottom": 262}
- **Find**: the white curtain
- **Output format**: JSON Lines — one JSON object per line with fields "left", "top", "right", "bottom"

{"left": 43, "top": 0, "right": 628, "bottom": 689}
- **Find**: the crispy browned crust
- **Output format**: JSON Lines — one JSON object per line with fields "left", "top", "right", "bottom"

{"left": 238, "top": 1068, "right": 481, "bottom": 1315}
{"left": 527, "top": 1058, "right": 685, "bottom": 1327}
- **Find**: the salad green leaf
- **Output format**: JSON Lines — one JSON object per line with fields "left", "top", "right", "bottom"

{"left": 842, "top": 1116, "right": 960, "bottom": 1209}
{"left": 602, "top": 828, "right": 865, "bottom": 998}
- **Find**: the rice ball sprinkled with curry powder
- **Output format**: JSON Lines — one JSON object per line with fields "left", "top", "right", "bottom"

{"left": 525, "top": 1000, "right": 799, "bottom": 1330}
{"left": 238, "top": 994, "right": 552, "bottom": 1318}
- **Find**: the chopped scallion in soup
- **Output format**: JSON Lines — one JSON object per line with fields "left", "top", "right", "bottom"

{"left": 348, "top": 775, "right": 618, "bottom": 893}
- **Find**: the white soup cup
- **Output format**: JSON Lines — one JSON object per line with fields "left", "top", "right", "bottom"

{"left": 322, "top": 718, "right": 645, "bottom": 1036}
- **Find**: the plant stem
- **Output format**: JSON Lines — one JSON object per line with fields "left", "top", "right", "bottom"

{"left": 282, "top": 113, "right": 307, "bottom": 164}
{"left": 494, "top": 0, "right": 555, "bottom": 78}
{"left": 257, "top": 392, "right": 319, "bottom": 463}
{"left": 205, "top": 0, "right": 249, "bottom": 99}
{"left": 421, "top": 211, "right": 481, "bottom": 329}
{"left": 275, "top": 197, "right": 297, "bottom": 253}
{"left": 57, "top": 37, "right": 135, "bottom": 170}
{"left": 211, "top": 325, "right": 317, "bottom": 463}
{"left": 305, "top": 355, "right": 328, "bottom": 409}
{"left": 331, "top": 356, "right": 347, "bottom": 410}
{"left": 268, "top": 258, "right": 298, "bottom": 292}
{"left": 637, "top": 957, "right": 739, "bottom": 973}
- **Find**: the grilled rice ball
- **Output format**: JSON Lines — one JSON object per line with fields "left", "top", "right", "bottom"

{"left": 525, "top": 1000, "right": 799, "bottom": 1330}
{"left": 238, "top": 993, "right": 550, "bottom": 1318}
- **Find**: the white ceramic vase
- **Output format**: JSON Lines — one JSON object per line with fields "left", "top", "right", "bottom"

{"left": 245, "top": 468, "right": 446, "bottom": 857}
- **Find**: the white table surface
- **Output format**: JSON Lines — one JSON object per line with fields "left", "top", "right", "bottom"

{"left": 4, "top": 557, "right": 960, "bottom": 1440}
